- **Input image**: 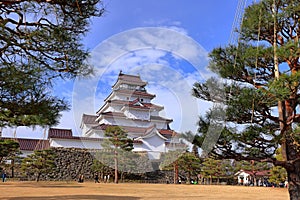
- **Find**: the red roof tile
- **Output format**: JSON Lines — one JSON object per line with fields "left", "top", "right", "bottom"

{"left": 116, "top": 89, "right": 156, "bottom": 98}
{"left": 159, "top": 129, "right": 176, "bottom": 135}
{"left": 119, "top": 73, "right": 146, "bottom": 82}
{"left": 116, "top": 73, "right": 147, "bottom": 85}
{"left": 143, "top": 102, "right": 163, "bottom": 110}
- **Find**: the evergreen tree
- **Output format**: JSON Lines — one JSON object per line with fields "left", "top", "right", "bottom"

{"left": 104, "top": 126, "right": 133, "bottom": 184}
{"left": 192, "top": 0, "right": 300, "bottom": 198}
{"left": 0, "top": 0, "right": 104, "bottom": 127}
{"left": 91, "top": 159, "right": 113, "bottom": 182}
{"left": 269, "top": 148, "right": 287, "bottom": 185}
{"left": 161, "top": 151, "right": 201, "bottom": 184}
{"left": 21, "top": 149, "right": 56, "bottom": 182}
{"left": 269, "top": 166, "right": 287, "bottom": 185}
{"left": 201, "top": 158, "right": 235, "bottom": 184}
{"left": 0, "top": 139, "right": 20, "bottom": 164}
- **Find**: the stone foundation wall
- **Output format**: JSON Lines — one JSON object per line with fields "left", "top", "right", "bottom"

{"left": 24, "top": 147, "right": 170, "bottom": 182}
{"left": 42, "top": 147, "right": 96, "bottom": 181}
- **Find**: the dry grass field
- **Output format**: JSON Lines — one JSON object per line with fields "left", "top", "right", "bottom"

{"left": 0, "top": 181, "right": 289, "bottom": 200}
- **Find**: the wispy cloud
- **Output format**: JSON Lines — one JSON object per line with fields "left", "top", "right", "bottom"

{"left": 72, "top": 27, "right": 213, "bottom": 134}
{"left": 3, "top": 27, "right": 215, "bottom": 138}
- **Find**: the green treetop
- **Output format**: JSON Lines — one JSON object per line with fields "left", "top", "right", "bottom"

{"left": 0, "top": 0, "right": 105, "bottom": 127}
{"left": 192, "top": 0, "right": 300, "bottom": 199}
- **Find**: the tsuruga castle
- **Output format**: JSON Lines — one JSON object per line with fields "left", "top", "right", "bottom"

{"left": 80, "top": 72, "right": 182, "bottom": 159}
{"left": 5, "top": 72, "right": 183, "bottom": 160}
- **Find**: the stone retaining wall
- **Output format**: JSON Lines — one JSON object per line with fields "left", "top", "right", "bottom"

{"left": 42, "top": 147, "right": 96, "bottom": 181}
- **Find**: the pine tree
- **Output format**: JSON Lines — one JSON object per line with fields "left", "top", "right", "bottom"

{"left": 269, "top": 148, "right": 287, "bottom": 186}
{"left": 0, "top": 0, "right": 104, "bottom": 127}
{"left": 192, "top": 0, "right": 300, "bottom": 199}
{"left": 104, "top": 126, "right": 133, "bottom": 184}
{"left": 21, "top": 149, "right": 56, "bottom": 182}
{"left": 0, "top": 139, "right": 20, "bottom": 164}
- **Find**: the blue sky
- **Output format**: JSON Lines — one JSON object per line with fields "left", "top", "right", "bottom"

{"left": 3, "top": 0, "right": 251, "bottom": 139}
{"left": 84, "top": 0, "right": 238, "bottom": 51}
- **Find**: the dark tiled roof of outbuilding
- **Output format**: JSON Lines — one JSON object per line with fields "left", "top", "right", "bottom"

{"left": 48, "top": 128, "right": 73, "bottom": 139}
{"left": 48, "top": 128, "right": 104, "bottom": 142}
{"left": 19, "top": 138, "right": 50, "bottom": 150}
{"left": 3, "top": 138, "right": 50, "bottom": 151}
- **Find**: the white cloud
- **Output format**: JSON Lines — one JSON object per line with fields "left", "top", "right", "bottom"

{"left": 70, "top": 27, "right": 216, "bottom": 135}
{"left": 3, "top": 27, "right": 218, "bottom": 139}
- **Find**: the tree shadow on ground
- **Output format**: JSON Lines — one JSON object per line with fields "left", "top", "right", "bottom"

{"left": 4, "top": 184, "right": 83, "bottom": 188}
{"left": 8, "top": 195, "right": 140, "bottom": 200}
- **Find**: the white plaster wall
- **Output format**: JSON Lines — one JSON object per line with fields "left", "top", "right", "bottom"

{"left": 133, "top": 141, "right": 164, "bottom": 160}
{"left": 150, "top": 110, "right": 159, "bottom": 116}
{"left": 115, "top": 94, "right": 129, "bottom": 101}
{"left": 110, "top": 105, "right": 122, "bottom": 112}
{"left": 141, "top": 135, "right": 166, "bottom": 152}
{"left": 81, "top": 124, "right": 91, "bottom": 136}
{"left": 98, "top": 118, "right": 114, "bottom": 125}
{"left": 139, "top": 98, "right": 151, "bottom": 103}
{"left": 103, "top": 106, "right": 114, "bottom": 112}
{"left": 132, "top": 144, "right": 146, "bottom": 151}
{"left": 150, "top": 121, "right": 167, "bottom": 129}
{"left": 100, "top": 117, "right": 150, "bottom": 128}
{"left": 50, "top": 139, "right": 103, "bottom": 150}
{"left": 87, "top": 131, "right": 105, "bottom": 138}
{"left": 127, "top": 109, "right": 150, "bottom": 120}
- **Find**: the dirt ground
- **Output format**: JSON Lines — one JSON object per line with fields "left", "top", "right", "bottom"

{"left": 0, "top": 181, "right": 289, "bottom": 200}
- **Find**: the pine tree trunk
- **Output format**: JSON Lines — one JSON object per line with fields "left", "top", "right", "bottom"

{"left": 11, "top": 159, "right": 14, "bottom": 178}
{"left": 36, "top": 172, "right": 41, "bottom": 182}
{"left": 114, "top": 150, "right": 118, "bottom": 184}
{"left": 287, "top": 161, "right": 300, "bottom": 200}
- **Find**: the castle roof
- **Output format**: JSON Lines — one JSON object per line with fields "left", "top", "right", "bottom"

{"left": 81, "top": 114, "right": 98, "bottom": 125}
{"left": 104, "top": 89, "right": 156, "bottom": 102}
{"left": 91, "top": 123, "right": 176, "bottom": 137}
{"left": 150, "top": 115, "right": 173, "bottom": 123}
{"left": 96, "top": 99, "right": 163, "bottom": 114}
{"left": 112, "top": 72, "right": 147, "bottom": 88}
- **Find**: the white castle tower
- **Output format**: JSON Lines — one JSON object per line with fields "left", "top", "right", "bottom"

{"left": 80, "top": 72, "right": 182, "bottom": 159}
